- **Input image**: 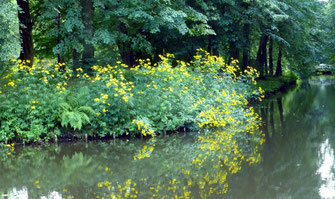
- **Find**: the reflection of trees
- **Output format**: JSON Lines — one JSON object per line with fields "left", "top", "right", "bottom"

{"left": 0, "top": 144, "right": 101, "bottom": 198}
{"left": 0, "top": 127, "right": 263, "bottom": 199}
{"left": 227, "top": 79, "right": 335, "bottom": 198}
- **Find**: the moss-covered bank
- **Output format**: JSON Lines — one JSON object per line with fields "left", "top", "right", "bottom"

{"left": 254, "top": 74, "right": 298, "bottom": 99}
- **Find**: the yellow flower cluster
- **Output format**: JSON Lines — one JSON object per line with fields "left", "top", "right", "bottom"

{"left": 132, "top": 119, "right": 155, "bottom": 137}
{"left": 88, "top": 65, "right": 134, "bottom": 110}
{"left": 194, "top": 89, "right": 265, "bottom": 179}
{"left": 3, "top": 59, "right": 72, "bottom": 94}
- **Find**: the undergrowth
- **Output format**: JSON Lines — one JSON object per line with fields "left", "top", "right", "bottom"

{"left": 0, "top": 49, "right": 264, "bottom": 143}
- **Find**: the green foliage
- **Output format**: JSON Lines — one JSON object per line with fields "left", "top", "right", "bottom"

{"left": 0, "top": 0, "right": 20, "bottom": 61}
{"left": 80, "top": 50, "right": 262, "bottom": 138}
{"left": 0, "top": 50, "right": 263, "bottom": 143}
{"left": 59, "top": 91, "right": 95, "bottom": 131}
{"left": 34, "top": 0, "right": 84, "bottom": 60}
{"left": 0, "top": 60, "right": 67, "bottom": 142}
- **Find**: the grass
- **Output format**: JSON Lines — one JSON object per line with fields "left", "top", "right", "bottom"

{"left": 254, "top": 73, "right": 298, "bottom": 96}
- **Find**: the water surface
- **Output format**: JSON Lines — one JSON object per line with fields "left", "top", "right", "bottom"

{"left": 1, "top": 76, "right": 335, "bottom": 198}
{"left": 228, "top": 76, "right": 335, "bottom": 199}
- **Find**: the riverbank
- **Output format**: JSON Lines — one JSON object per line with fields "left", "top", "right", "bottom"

{"left": 0, "top": 51, "right": 264, "bottom": 144}
{"left": 254, "top": 74, "right": 298, "bottom": 99}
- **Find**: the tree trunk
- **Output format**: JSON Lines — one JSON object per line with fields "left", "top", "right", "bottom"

{"left": 229, "top": 44, "right": 240, "bottom": 65}
{"left": 117, "top": 23, "right": 135, "bottom": 67}
{"left": 208, "top": 35, "right": 219, "bottom": 56}
{"left": 73, "top": 49, "right": 80, "bottom": 69}
{"left": 269, "top": 37, "right": 274, "bottom": 76}
{"left": 17, "top": 0, "right": 34, "bottom": 66}
{"left": 242, "top": 23, "right": 250, "bottom": 71}
{"left": 275, "top": 44, "right": 282, "bottom": 77}
{"left": 262, "top": 39, "right": 268, "bottom": 76}
{"left": 118, "top": 42, "right": 135, "bottom": 67}
{"left": 56, "top": 12, "right": 64, "bottom": 64}
{"left": 81, "top": 0, "right": 95, "bottom": 69}
{"left": 153, "top": 47, "right": 163, "bottom": 63}
{"left": 256, "top": 34, "right": 268, "bottom": 78}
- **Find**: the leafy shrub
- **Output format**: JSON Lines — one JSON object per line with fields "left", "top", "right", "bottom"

{"left": 86, "top": 50, "right": 262, "bottom": 138}
{"left": 0, "top": 60, "right": 73, "bottom": 142}
{"left": 0, "top": 50, "right": 264, "bottom": 143}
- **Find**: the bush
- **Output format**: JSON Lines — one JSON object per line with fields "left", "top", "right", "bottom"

{"left": 0, "top": 60, "right": 69, "bottom": 142}
{"left": 0, "top": 50, "right": 264, "bottom": 143}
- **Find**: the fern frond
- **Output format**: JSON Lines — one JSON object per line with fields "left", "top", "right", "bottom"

{"left": 72, "top": 112, "right": 82, "bottom": 130}
{"left": 67, "top": 94, "right": 79, "bottom": 108}
{"left": 60, "top": 102, "right": 72, "bottom": 111}
{"left": 61, "top": 112, "right": 72, "bottom": 127}
{"left": 78, "top": 106, "right": 95, "bottom": 116}
{"left": 79, "top": 112, "right": 90, "bottom": 124}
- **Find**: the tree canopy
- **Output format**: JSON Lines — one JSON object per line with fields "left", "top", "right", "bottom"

{"left": 0, "top": 0, "right": 333, "bottom": 77}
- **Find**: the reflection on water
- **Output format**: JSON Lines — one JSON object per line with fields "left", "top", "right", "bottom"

{"left": 0, "top": 129, "right": 263, "bottom": 198}
{"left": 226, "top": 76, "right": 335, "bottom": 199}
{"left": 3, "top": 188, "right": 62, "bottom": 199}
{"left": 3, "top": 188, "right": 29, "bottom": 199}
{"left": 318, "top": 139, "right": 335, "bottom": 198}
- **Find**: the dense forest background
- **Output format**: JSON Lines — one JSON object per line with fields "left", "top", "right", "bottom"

{"left": 1, "top": 0, "right": 335, "bottom": 77}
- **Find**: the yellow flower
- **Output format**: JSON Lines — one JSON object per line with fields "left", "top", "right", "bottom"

{"left": 76, "top": 68, "right": 83, "bottom": 73}
{"left": 122, "top": 95, "right": 128, "bottom": 102}
{"left": 31, "top": 106, "right": 36, "bottom": 110}
{"left": 8, "top": 81, "right": 15, "bottom": 87}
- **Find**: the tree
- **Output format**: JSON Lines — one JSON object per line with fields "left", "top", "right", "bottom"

{"left": 5, "top": 0, "right": 327, "bottom": 78}
{"left": 80, "top": 0, "right": 94, "bottom": 68}
{"left": 93, "top": 0, "right": 214, "bottom": 67}
{"left": 36, "top": 0, "right": 84, "bottom": 67}
{"left": 17, "top": 0, "right": 34, "bottom": 65}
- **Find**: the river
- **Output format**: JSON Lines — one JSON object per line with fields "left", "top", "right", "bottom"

{"left": 1, "top": 76, "right": 334, "bottom": 199}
